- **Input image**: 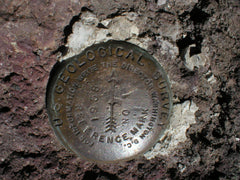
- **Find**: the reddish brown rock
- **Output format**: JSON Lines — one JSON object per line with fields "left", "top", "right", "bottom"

{"left": 0, "top": 0, "right": 239, "bottom": 179}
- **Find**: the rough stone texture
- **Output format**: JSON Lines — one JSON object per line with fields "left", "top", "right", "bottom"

{"left": 0, "top": 0, "right": 239, "bottom": 180}
{"left": 144, "top": 100, "right": 199, "bottom": 159}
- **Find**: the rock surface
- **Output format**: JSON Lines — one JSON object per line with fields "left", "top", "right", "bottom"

{"left": 0, "top": 0, "right": 239, "bottom": 179}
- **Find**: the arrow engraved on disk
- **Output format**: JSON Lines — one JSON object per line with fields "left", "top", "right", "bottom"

{"left": 105, "top": 102, "right": 118, "bottom": 132}
{"left": 105, "top": 70, "right": 120, "bottom": 133}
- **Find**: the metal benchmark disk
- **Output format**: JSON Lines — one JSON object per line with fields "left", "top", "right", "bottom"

{"left": 46, "top": 40, "right": 172, "bottom": 163}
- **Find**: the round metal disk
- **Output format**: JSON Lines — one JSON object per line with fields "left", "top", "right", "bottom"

{"left": 46, "top": 40, "right": 172, "bottom": 163}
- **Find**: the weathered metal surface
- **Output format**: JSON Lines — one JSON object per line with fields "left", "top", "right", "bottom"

{"left": 46, "top": 40, "right": 172, "bottom": 163}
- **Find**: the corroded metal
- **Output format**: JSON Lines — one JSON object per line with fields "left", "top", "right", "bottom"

{"left": 46, "top": 40, "right": 172, "bottom": 163}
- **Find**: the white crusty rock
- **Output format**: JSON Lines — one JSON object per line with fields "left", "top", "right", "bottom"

{"left": 62, "top": 12, "right": 150, "bottom": 61}
{"left": 183, "top": 44, "right": 209, "bottom": 71}
{"left": 144, "top": 100, "right": 199, "bottom": 158}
